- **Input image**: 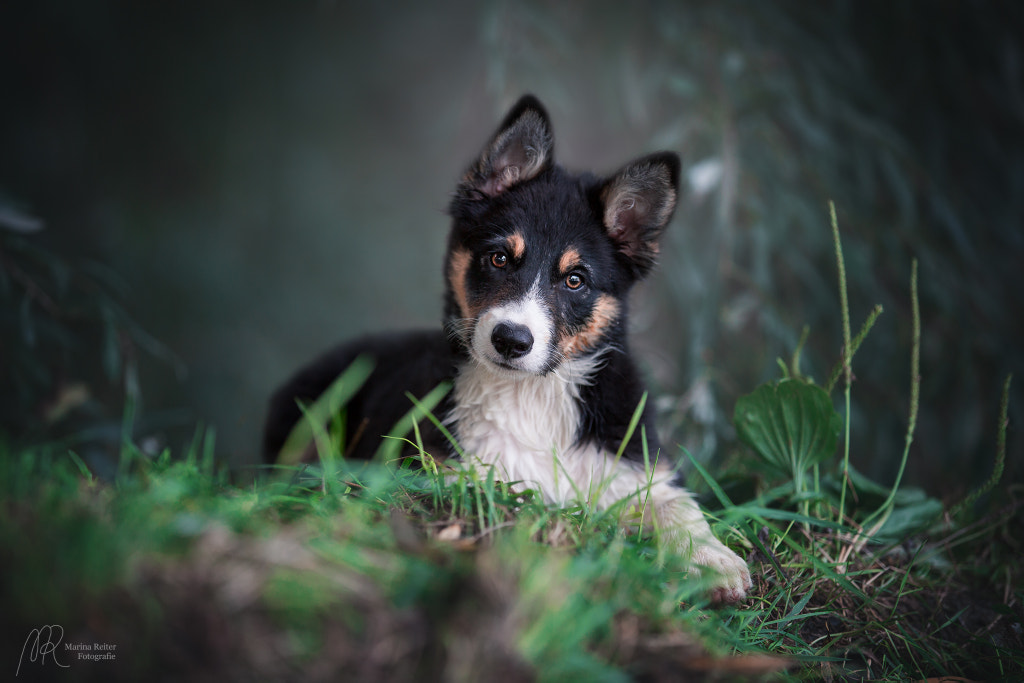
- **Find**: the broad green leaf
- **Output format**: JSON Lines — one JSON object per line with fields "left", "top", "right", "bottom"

{"left": 734, "top": 379, "right": 842, "bottom": 478}
{"left": 875, "top": 498, "right": 943, "bottom": 542}
{"left": 846, "top": 466, "right": 929, "bottom": 507}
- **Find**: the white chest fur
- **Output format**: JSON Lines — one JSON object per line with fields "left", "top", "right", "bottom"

{"left": 448, "top": 356, "right": 631, "bottom": 506}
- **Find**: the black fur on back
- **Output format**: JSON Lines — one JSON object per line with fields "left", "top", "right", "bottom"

{"left": 262, "top": 330, "right": 456, "bottom": 460}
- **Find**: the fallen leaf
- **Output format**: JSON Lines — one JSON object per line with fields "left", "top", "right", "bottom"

{"left": 437, "top": 524, "right": 462, "bottom": 542}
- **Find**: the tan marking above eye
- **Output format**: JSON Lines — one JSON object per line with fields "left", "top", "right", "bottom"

{"left": 506, "top": 232, "right": 526, "bottom": 260}
{"left": 558, "top": 248, "right": 581, "bottom": 274}
{"left": 491, "top": 252, "right": 508, "bottom": 268}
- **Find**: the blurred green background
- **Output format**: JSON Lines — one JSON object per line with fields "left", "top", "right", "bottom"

{"left": 1, "top": 1, "right": 1021, "bottom": 495}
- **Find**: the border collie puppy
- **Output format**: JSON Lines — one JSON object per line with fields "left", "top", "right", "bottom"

{"left": 263, "top": 96, "right": 751, "bottom": 602}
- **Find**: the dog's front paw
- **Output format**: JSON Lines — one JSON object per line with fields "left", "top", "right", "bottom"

{"left": 691, "top": 539, "right": 752, "bottom": 604}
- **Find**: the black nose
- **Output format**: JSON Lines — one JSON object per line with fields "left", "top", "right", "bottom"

{"left": 491, "top": 322, "right": 534, "bottom": 360}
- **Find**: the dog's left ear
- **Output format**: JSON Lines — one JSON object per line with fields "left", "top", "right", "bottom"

{"left": 599, "top": 152, "right": 680, "bottom": 277}
{"left": 459, "top": 95, "right": 554, "bottom": 198}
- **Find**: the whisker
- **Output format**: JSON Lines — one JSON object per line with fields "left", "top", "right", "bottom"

{"left": 444, "top": 317, "right": 476, "bottom": 343}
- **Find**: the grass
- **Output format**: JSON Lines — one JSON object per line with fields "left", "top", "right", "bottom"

{"left": 1, "top": 402, "right": 1021, "bottom": 681}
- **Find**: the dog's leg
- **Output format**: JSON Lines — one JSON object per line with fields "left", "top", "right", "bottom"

{"left": 461, "top": 442, "right": 753, "bottom": 602}
{"left": 647, "top": 481, "right": 752, "bottom": 603}
{"left": 589, "top": 456, "right": 751, "bottom": 603}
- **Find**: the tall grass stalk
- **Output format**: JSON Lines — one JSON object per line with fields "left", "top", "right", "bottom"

{"left": 859, "top": 260, "right": 921, "bottom": 543}
{"left": 831, "top": 201, "right": 854, "bottom": 534}
{"left": 949, "top": 373, "right": 1013, "bottom": 519}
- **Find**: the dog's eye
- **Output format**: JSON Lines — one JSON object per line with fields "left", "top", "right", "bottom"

{"left": 491, "top": 252, "right": 508, "bottom": 268}
{"left": 565, "top": 273, "right": 585, "bottom": 290}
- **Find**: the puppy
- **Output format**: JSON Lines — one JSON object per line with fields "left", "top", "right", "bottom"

{"left": 264, "top": 96, "right": 752, "bottom": 602}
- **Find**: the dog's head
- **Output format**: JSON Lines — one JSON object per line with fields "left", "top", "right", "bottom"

{"left": 444, "top": 96, "right": 680, "bottom": 376}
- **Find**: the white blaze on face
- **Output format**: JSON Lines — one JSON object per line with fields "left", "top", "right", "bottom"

{"left": 471, "top": 276, "right": 553, "bottom": 374}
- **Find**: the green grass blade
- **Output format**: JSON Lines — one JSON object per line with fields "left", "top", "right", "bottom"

{"left": 275, "top": 355, "right": 375, "bottom": 466}
{"left": 614, "top": 391, "right": 647, "bottom": 460}
{"left": 373, "top": 381, "right": 452, "bottom": 463}
{"left": 684, "top": 447, "right": 734, "bottom": 508}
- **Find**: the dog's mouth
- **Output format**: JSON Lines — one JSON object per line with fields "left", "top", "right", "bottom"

{"left": 488, "top": 357, "right": 523, "bottom": 372}
{"left": 472, "top": 345, "right": 546, "bottom": 375}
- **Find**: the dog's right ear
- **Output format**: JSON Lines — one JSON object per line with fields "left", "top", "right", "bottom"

{"left": 459, "top": 95, "right": 553, "bottom": 198}
{"left": 599, "top": 152, "right": 680, "bottom": 278}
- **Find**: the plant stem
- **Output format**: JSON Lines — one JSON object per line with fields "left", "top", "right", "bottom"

{"left": 830, "top": 202, "right": 853, "bottom": 531}
{"left": 863, "top": 260, "right": 920, "bottom": 535}
{"left": 949, "top": 373, "right": 1013, "bottom": 519}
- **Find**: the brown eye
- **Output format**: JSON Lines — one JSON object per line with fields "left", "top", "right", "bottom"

{"left": 491, "top": 252, "right": 508, "bottom": 268}
{"left": 565, "top": 273, "right": 584, "bottom": 290}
